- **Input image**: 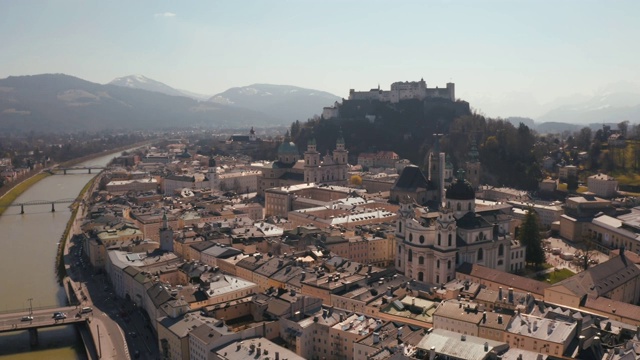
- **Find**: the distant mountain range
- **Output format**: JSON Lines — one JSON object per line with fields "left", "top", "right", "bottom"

{"left": 505, "top": 83, "right": 640, "bottom": 133}
{"left": 209, "top": 84, "right": 341, "bottom": 122}
{"left": 0, "top": 74, "right": 341, "bottom": 133}
{"left": 109, "top": 74, "right": 205, "bottom": 99}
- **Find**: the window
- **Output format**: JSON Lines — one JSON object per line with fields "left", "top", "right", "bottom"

{"left": 448, "top": 234, "right": 452, "bottom": 246}
{"left": 419, "top": 256, "right": 424, "bottom": 265}
{"left": 457, "top": 203, "right": 461, "bottom": 211}
{"left": 398, "top": 222, "right": 402, "bottom": 233}
{"left": 438, "top": 234, "right": 441, "bottom": 246}
{"left": 437, "top": 259, "right": 440, "bottom": 268}
{"left": 408, "top": 249, "right": 412, "bottom": 262}
{"left": 409, "top": 233, "right": 413, "bottom": 242}
{"left": 418, "top": 272, "right": 424, "bottom": 281}
{"left": 419, "top": 235, "right": 425, "bottom": 244}
{"left": 478, "top": 248, "right": 484, "bottom": 261}
{"left": 499, "top": 244, "right": 504, "bottom": 256}
{"left": 448, "top": 260, "right": 451, "bottom": 269}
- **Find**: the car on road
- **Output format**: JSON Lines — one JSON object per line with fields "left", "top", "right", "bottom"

{"left": 53, "top": 313, "right": 67, "bottom": 320}
{"left": 21, "top": 316, "right": 33, "bottom": 321}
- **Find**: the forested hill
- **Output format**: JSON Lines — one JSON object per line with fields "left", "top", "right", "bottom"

{"left": 290, "top": 98, "right": 543, "bottom": 191}
{"left": 290, "top": 98, "right": 471, "bottom": 166}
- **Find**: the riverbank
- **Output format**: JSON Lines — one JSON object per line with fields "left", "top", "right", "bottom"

{"left": 0, "top": 140, "right": 151, "bottom": 218}
{"left": 55, "top": 174, "right": 98, "bottom": 284}
{"left": 0, "top": 172, "right": 51, "bottom": 216}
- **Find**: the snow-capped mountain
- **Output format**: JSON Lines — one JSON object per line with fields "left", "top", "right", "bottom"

{"left": 108, "top": 75, "right": 210, "bottom": 100}
{"left": 209, "top": 84, "right": 341, "bottom": 122}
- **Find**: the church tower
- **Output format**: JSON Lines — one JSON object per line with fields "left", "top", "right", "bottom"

{"left": 159, "top": 212, "right": 174, "bottom": 252}
{"left": 304, "top": 134, "right": 320, "bottom": 183}
{"left": 249, "top": 127, "right": 257, "bottom": 142}
{"left": 332, "top": 129, "right": 349, "bottom": 181}
{"left": 465, "top": 138, "right": 481, "bottom": 189}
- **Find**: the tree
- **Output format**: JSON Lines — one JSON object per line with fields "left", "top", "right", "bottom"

{"left": 350, "top": 175, "right": 363, "bottom": 186}
{"left": 618, "top": 120, "right": 629, "bottom": 137}
{"left": 519, "top": 208, "right": 545, "bottom": 268}
{"left": 575, "top": 127, "right": 592, "bottom": 151}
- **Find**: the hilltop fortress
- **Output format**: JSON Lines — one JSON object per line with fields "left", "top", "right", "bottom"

{"left": 323, "top": 79, "right": 456, "bottom": 119}
{"left": 349, "top": 78, "right": 455, "bottom": 102}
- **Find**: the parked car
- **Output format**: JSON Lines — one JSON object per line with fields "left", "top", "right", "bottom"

{"left": 21, "top": 316, "right": 33, "bottom": 321}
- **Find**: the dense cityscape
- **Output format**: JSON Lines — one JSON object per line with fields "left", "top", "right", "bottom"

{"left": 2, "top": 78, "right": 640, "bottom": 360}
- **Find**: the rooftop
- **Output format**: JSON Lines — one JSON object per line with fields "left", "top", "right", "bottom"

{"left": 506, "top": 313, "right": 576, "bottom": 344}
{"left": 416, "top": 329, "right": 507, "bottom": 360}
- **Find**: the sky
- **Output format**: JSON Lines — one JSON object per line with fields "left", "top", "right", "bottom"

{"left": 1, "top": 0, "right": 639, "bottom": 118}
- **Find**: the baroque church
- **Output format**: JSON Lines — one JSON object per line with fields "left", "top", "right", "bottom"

{"left": 395, "top": 143, "right": 525, "bottom": 285}
{"left": 257, "top": 130, "right": 349, "bottom": 196}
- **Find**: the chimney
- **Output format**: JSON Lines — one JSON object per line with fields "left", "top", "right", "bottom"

{"left": 498, "top": 287, "right": 503, "bottom": 301}
{"left": 429, "top": 346, "right": 436, "bottom": 360}
{"left": 493, "top": 223, "right": 499, "bottom": 239}
{"left": 373, "top": 332, "right": 380, "bottom": 344}
{"left": 484, "top": 342, "right": 489, "bottom": 351}
{"left": 300, "top": 271, "right": 306, "bottom": 281}
{"left": 578, "top": 335, "right": 586, "bottom": 350}
{"left": 482, "top": 311, "right": 487, "bottom": 323}
{"left": 498, "top": 315, "right": 503, "bottom": 324}
{"left": 290, "top": 289, "right": 296, "bottom": 296}
{"left": 256, "top": 347, "right": 261, "bottom": 357}
{"left": 461, "top": 335, "right": 466, "bottom": 341}
{"left": 508, "top": 288, "right": 514, "bottom": 303}
{"left": 368, "top": 264, "right": 372, "bottom": 273}
{"left": 397, "top": 326, "right": 403, "bottom": 338}
{"left": 237, "top": 343, "right": 241, "bottom": 351}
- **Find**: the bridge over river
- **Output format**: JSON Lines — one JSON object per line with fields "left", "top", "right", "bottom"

{"left": 0, "top": 305, "right": 89, "bottom": 346}
{"left": 47, "top": 166, "right": 107, "bottom": 175}
{"left": 0, "top": 198, "right": 81, "bottom": 213}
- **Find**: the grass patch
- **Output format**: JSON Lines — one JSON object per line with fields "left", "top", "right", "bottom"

{"left": 536, "top": 268, "right": 575, "bottom": 285}
{"left": 0, "top": 173, "right": 51, "bottom": 216}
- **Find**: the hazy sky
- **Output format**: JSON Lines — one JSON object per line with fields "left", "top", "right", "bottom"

{"left": 1, "top": 0, "right": 639, "bottom": 118}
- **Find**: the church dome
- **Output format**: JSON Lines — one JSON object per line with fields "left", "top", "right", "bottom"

{"left": 446, "top": 169, "right": 475, "bottom": 200}
{"left": 278, "top": 141, "right": 299, "bottom": 155}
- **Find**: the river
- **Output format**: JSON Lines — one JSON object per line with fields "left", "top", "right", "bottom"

{"left": 0, "top": 152, "right": 119, "bottom": 359}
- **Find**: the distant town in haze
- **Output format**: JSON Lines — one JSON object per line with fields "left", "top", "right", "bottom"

{"left": 2, "top": 73, "right": 640, "bottom": 360}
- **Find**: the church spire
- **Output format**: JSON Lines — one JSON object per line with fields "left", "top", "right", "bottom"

{"left": 162, "top": 211, "right": 168, "bottom": 230}
{"left": 468, "top": 138, "right": 479, "bottom": 163}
